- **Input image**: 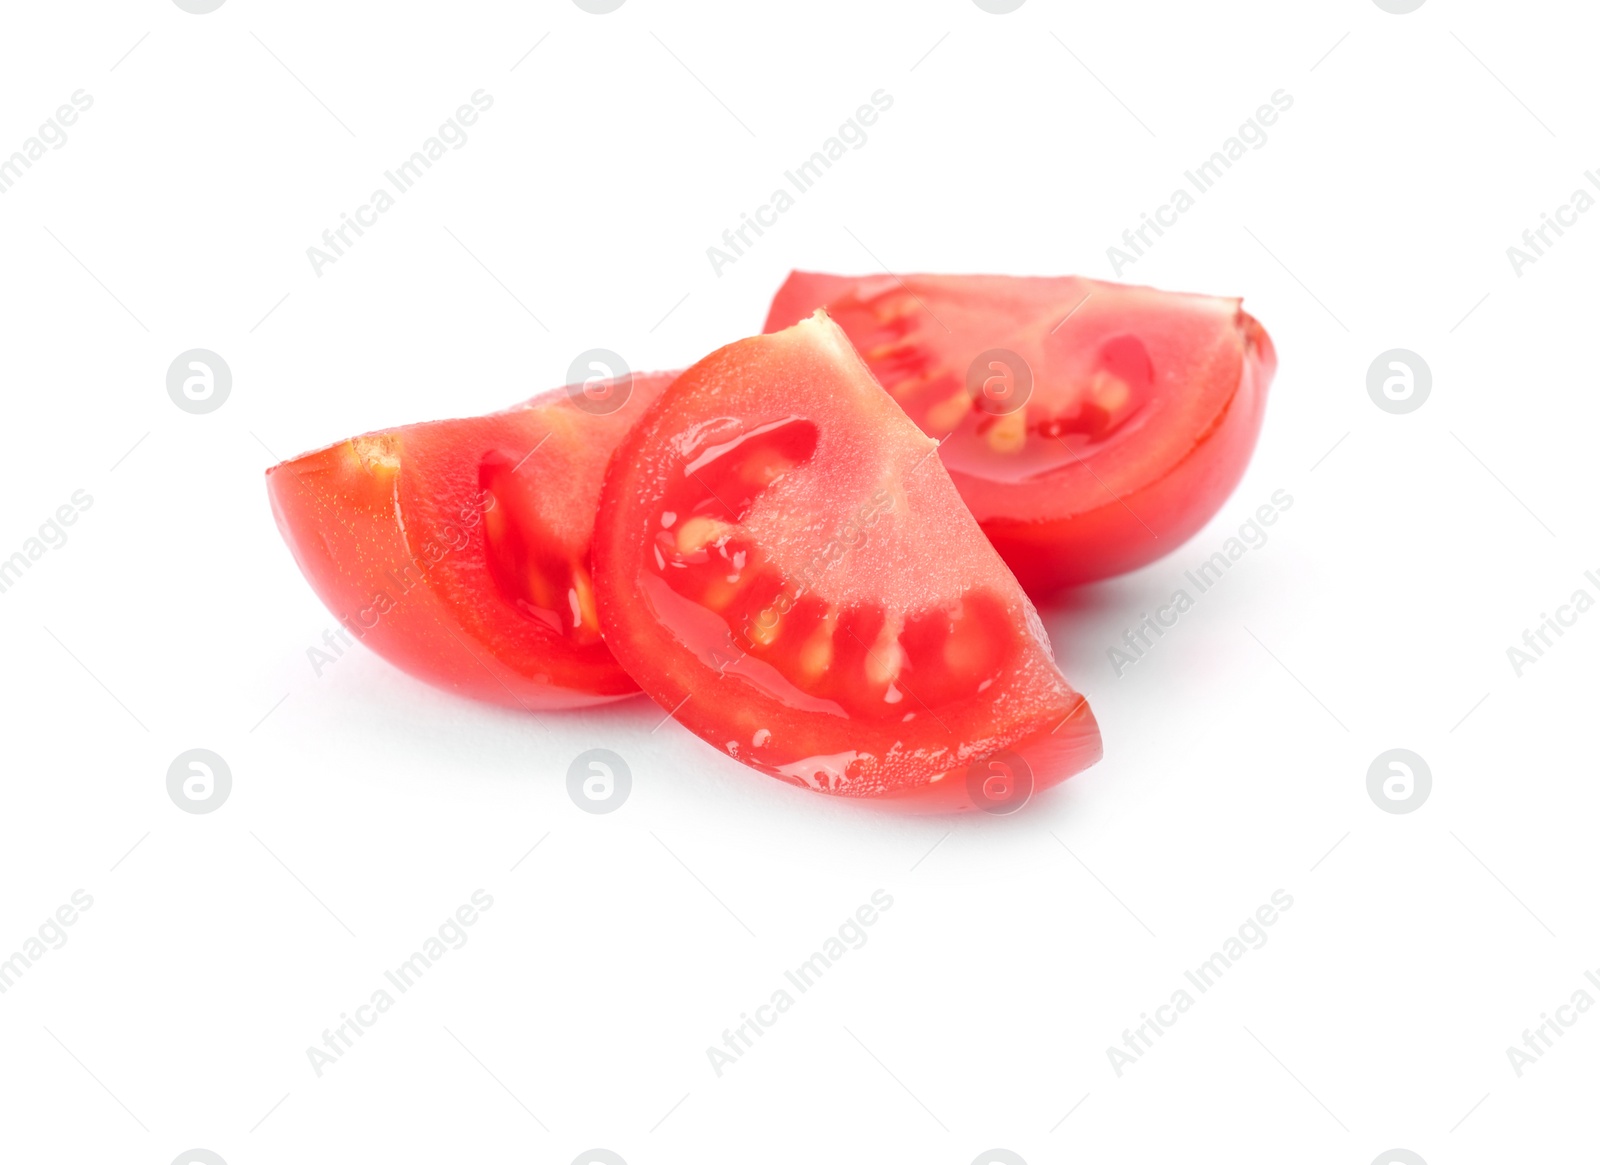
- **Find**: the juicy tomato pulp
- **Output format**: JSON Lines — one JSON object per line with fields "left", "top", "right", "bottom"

{"left": 266, "top": 373, "right": 676, "bottom": 709}
{"left": 765, "top": 273, "right": 1277, "bottom": 592}
{"left": 593, "top": 313, "right": 1101, "bottom": 808}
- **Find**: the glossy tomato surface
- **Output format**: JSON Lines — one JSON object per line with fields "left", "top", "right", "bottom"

{"left": 593, "top": 312, "right": 1101, "bottom": 809}
{"left": 267, "top": 373, "right": 676, "bottom": 710}
{"left": 766, "top": 272, "right": 1276, "bottom": 592}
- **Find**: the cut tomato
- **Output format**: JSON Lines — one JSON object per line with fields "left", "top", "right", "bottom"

{"left": 766, "top": 272, "right": 1276, "bottom": 592}
{"left": 593, "top": 312, "right": 1101, "bottom": 808}
{"left": 266, "top": 373, "right": 676, "bottom": 709}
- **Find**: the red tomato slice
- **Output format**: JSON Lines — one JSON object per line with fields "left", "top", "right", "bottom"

{"left": 766, "top": 272, "right": 1276, "bottom": 592}
{"left": 266, "top": 373, "right": 676, "bottom": 709}
{"left": 593, "top": 313, "right": 1101, "bottom": 809}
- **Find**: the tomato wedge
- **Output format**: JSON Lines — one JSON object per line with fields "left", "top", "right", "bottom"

{"left": 593, "top": 312, "right": 1101, "bottom": 809}
{"left": 266, "top": 373, "right": 676, "bottom": 709}
{"left": 765, "top": 273, "right": 1276, "bottom": 592}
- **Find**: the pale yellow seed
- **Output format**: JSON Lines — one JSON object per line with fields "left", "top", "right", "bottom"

{"left": 885, "top": 366, "right": 951, "bottom": 401}
{"left": 749, "top": 606, "right": 782, "bottom": 647}
{"left": 864, "top": 615, "right": 904, "bottom": 686}
{"left": 986, "top": 407, "right": 1027, "bottom": 454}
{"left": 1092, "top": 371, "right": 1131, "bottom": 412}
{"left": 348, "top": 434, "right": 401, "bottom": 476}
{"left": 924, "top": 387, "right": 972, "bottom": 434}
{"left": 570, "top": 561, "right": 599, "bottom": 631}
{"left": 798, "top": 609, "right": 839, "bottom": 679}
{"left": 676, "top": 515, "right": 733, "bottom": 554}
{"left": 701, "top": 575, "right": 745, "bottom": 612}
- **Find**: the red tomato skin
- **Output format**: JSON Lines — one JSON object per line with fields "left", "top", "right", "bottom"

{"left": 861, "top": 696, "right": 1101, "bottom": 814}
{"left": 593, "top": 315, "right": 1102, "bottom": 809}
{"left": 979, "top": 311, "right": 1276, "bottom": 591}
{"left": 765, "top": 272, "right": 1278, "bottom": 593}
{"left": 266, "top": 375, "right": 675, "bottom": 710}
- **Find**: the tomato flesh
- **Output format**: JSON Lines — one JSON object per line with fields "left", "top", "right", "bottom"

{"left": 765, "top": 272, "right": 1276, "bottom": 592}
{"left": 266, "top": 373, "right": 676, "bottom": 709}
{"left": 594, "top": 313, "right": 1101, "bottom": 806}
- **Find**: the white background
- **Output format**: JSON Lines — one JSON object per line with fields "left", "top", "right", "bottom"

{"left": 0, "top": 1, "right": 1594, "bottom": 1163}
